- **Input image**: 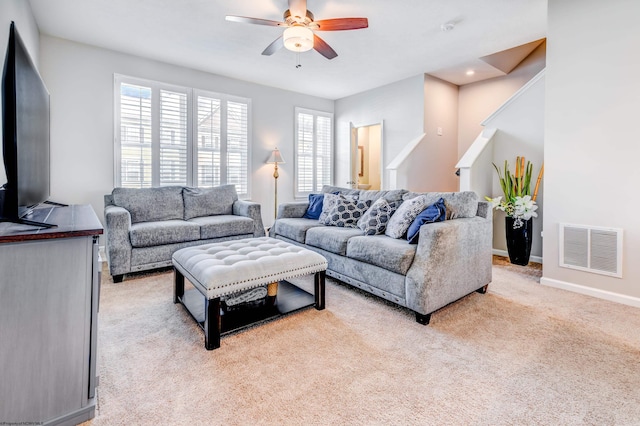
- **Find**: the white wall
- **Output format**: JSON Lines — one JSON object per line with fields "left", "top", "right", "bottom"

{"left": 0, "top": 0, "right": 41, "bottom": 187}
{"left": 334, "top": 75, "right": 425, "bottom": 189}
{"left": 38, "top": 36, "right": 333, "bottom": 229}
{"left": 543, "top": 0, "right": 640, "bottom": 304}
{"left": 458, "top": 42, "right": 546, "bottom": 159}
{"left": 484, "top": 74, "right": 545, "bottom": 259}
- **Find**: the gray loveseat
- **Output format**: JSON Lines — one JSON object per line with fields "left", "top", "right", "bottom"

{"left": 269, "top": 185, "right": 492, "bottom": 324}
{"left": 104, "top": 185, "right": 264, "bottom": 282}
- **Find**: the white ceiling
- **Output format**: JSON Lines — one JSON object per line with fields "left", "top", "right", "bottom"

{"left": 28, "top": 0, "right": 547, "bottom": 100}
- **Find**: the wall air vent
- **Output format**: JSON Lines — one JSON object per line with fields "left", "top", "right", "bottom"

{"left": 559, "top": 223, "right": 623, "bottom": 278}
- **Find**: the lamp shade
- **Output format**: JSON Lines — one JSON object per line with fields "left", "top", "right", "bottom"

{"left": 266, "top": 148, "right": 285, "bottom": 164}
{"left": 283, "top": 26, "right": 314, "bottom": 52}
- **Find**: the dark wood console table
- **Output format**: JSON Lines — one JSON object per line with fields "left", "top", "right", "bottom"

{"left": 0, "top": 204, "right": 103, "bottom": 425}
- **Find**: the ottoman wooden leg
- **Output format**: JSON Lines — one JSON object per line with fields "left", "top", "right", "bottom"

{"left": 314, "top": 271, "right": 326, "bottom": 310}
{"left": 174, "top": 268, "right": 184, "bottom": 304}
{"left": 204, "top": 297, "right": 221, "bottom": 350}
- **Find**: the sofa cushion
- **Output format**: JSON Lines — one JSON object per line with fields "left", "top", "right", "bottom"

{"left": 321, "top": 185, "right": 360, "bottom": 197}
{"left": 385, "top": 195, "right": 430, "bottom": 239}
{"left": 183, "top": 185, "right": 237, "bottom": 220}
{"left": 403, "top": 191, "right": 478, "bottom": 219}
{"left": 129, "top": 220, "right": 200, "bottom": 248}
{"left": 357, "top": 189, "right": 407, "bottom": 203}
{"left": 320, "top": 195, "right": 371, "bottom": 228}
{"left": 357, "top": 198, "right": 402, "bottom": 236}
{"left": 189, "top": 215, "right": 254, "bottom": 239}
{"left": 272, "top": 218, "right": 323, "bottom": 243}
{"left": 113, "top": 186, "right": 184, "bottom": 224}
{"left": 305, "top": 226, "right": 364, "bottom": 255}
{"left": 406, "top": 198, "right": 446, "bottom": 244}
{"left": 347, "top": 235, "right": 417, "bottom": 275}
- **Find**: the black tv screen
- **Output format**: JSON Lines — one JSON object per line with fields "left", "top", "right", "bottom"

{"left": 1, "top": 21, "right": 50, "bottom": 222}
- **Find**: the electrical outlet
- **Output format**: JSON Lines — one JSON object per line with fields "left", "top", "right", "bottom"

{"left": 437, "top": 127, "right": 443, "bottom": 136}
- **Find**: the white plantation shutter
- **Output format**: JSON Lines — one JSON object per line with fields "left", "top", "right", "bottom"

{"left": 195, "top": 96, "right": 222, "bottom": 188}
{"left": 159, "top": 90, "right": 188, "bottom": 186}
{"left": 114, "top": 75, "right": 251, "bottom": 196}
{"left": 295, "top": 108, "right": 333, "bottom": 197}
{"left": 119, "top": 83, "right": 152, "bottom": 188}
{"left": 226, "top": 101, "right": 249, "bottom": 196}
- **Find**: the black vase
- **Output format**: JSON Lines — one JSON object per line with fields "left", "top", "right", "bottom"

{"left": 505, "top": 217, "right": 533, "bottom": 266}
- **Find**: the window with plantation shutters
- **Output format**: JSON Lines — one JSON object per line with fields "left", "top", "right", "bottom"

{"left": 114, "top": 75, "right": 251, "bottom": 198}
{"left": 294, "top": 107, "right": 333, "bottom": 198}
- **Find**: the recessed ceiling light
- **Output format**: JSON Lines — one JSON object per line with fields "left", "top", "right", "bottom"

{"left": 466, "top": 70, "right": 475, "bottom": 76}
{"left": 441, "top": 22, "right": 455, "bottom": 32}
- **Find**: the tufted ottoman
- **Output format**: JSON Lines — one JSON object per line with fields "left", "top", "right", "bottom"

{"left": 172, "top": 237, "right": 328, "bottom": 350}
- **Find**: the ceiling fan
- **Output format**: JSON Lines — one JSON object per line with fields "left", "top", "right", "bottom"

{"left": 225, "top": 0, "right": 368, "bottom": 60}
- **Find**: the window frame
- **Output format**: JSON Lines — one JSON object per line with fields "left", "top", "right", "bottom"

{"left": 113, "top": 74, "right": 252, "bottom": 198}
{"left": 294, "top": 107, "right": 334, "bottom": 199}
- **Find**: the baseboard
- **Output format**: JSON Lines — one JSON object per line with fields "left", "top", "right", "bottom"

{"left": 492, "top": 249, "right": 542, "bottom": 264}
{"left": 540, "top": 277, "right": 640, "bottom": 309}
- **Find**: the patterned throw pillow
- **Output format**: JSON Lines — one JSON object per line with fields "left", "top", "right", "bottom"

{"left": 318, "top": 193, "right": 356, "bottom": 223}
{"left": 320, "top": 195, "right": 372, "bottom": 228}
{"left": 384, "top": 195, "right": 430, "bottom": 239}
{"left": 358, "top": 198, "right": 402, "bottom": 235}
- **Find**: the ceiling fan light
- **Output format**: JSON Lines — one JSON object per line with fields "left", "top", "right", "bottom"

{"left": 283, "top": 26, "right": 314, "bottom": 52}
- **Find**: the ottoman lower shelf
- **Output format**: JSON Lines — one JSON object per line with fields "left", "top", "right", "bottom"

{"left": 178, "top": 280, "right": 315, "bottom": 337}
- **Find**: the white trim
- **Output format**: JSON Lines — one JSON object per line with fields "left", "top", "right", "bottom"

{"left": 540, "top": 277, "right": 640, "bottom": 309}
{"left": 481, "top": 68, "right": 546, "bottom": 126}
{"left": 455, "top": 128, "right": 497, "bottom": 169}
{"left": 386, "top": 133, "right": 426, "bottom": 170}
{"left": 493, "top": 249, "right": 542, "bottom": 265}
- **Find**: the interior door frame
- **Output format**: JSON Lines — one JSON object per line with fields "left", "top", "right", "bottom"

{"left": 349, "top": 120, "right": 384, "bottom": 190}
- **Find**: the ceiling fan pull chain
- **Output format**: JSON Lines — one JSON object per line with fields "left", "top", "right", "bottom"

{"left": 296, "top": 52, "right": 302, "bottom": 69}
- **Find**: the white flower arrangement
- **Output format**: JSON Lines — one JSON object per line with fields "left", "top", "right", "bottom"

{"left": 486, "top": 156, "right": 544, "bottom": 229}
{"left": 487, "top": 195, "right": 538, "bottom": 228}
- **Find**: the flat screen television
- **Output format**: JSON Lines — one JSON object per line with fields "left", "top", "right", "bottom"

{"left": 1, "top": 21, "right": 54, "bottom": 227}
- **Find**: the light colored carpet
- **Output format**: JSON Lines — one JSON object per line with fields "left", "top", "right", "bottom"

{"left": 88, "top": 258, "right": 640, "bottom": 425}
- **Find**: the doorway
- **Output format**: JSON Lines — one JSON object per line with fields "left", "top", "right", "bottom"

{"left": 350, "top": 122, "right": 383, "bottom": 190}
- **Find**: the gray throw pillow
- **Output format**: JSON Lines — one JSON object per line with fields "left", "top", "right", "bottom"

{"left": 320, "top": 195, "right": 371, "bottom": 228}
{"left": 358, "top": 198, "right": 402, "bottom": 236}
{"left": 183, "top": 185, "right": 237, "bottom": 220}
{"left": 385, "top": 195, "right": 430, "bottom": 238}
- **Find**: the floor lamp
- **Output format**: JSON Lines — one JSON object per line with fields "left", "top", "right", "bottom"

{"left": 266, "top": 148, "right": 285, "bottom": 220}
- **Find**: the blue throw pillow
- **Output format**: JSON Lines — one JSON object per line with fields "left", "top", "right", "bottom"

{"left": 303, "top": 193, "right": 324, "bottom": 219}
{"left": 406, "top": 198, "right": 446, "bottom": 244}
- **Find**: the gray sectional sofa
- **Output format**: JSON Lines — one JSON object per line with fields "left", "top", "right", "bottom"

{"left": 104, "top": 185, "right": 264, "bottom": 282}
{"left": 269, "top": 185, "right": 492, "bottom": 324}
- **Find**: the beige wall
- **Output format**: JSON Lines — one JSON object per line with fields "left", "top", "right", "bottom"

{"left": 457, "top": 42, "right": 546, "bottom": 160}
{"left": 543, "top": 0, "right": 640, "bottom": 304}
{"left": 398, "top": 75, "right": 459, "bottom": 192}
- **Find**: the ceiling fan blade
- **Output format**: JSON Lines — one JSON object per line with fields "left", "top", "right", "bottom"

{"left": 262, "top": 36, "right": 284, "bottom": 56}
{"left": 314, "top": 18, "right": 369, "bottom": 31}
{"left": 313, "top": 34, "right": 337, "bottom": 60}
{"left": 225, "top": 15, "right": 284, "bottom": 27}
{"left": 288, "top": 0, "right": 307, "bottom": 19}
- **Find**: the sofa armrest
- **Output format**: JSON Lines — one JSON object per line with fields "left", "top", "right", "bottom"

{"left": 233, "top": 200, "right": 265, "bottom": 237}
{"left": 405, "top": 215, "right": 492, "bottom": 316}
{"left": 476, "top": 200, "right": 492, "bottom": 220}
{"left": 276, "top": 202, "right": 309, "bottom": 219}
{"left": 104, "top": 205, "right": 133, "bottom": 276}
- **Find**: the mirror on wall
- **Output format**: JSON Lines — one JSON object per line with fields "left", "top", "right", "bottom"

{"left": 349, "top": 122, "right": 383, "bottom": 190}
